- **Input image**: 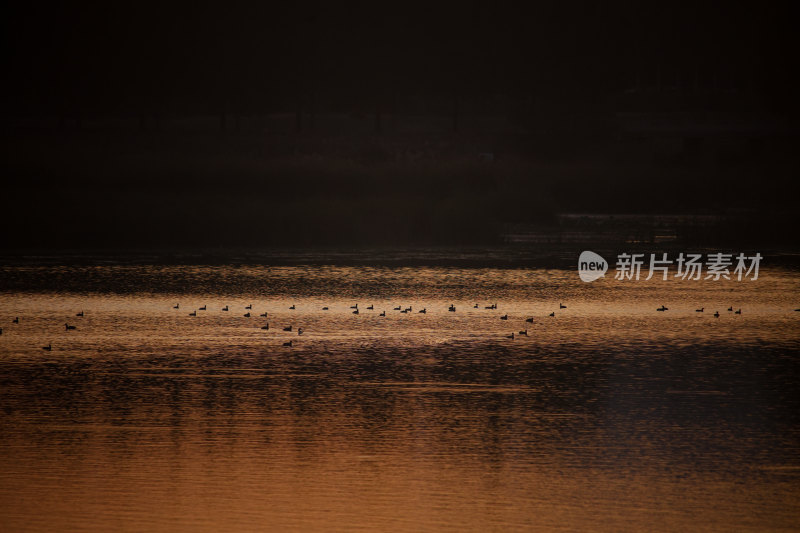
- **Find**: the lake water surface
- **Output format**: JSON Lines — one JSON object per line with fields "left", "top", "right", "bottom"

{"left": 1, "top": 260, "right": 799, "bottom": 531}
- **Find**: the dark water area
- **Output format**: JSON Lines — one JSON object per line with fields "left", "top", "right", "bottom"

{"left": 1, "top": 259, "right": 799, "bottom": 531}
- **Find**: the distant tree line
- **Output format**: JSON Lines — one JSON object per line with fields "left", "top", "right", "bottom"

{"left": 3, "top": 2, "right": 796, "bottom": 131}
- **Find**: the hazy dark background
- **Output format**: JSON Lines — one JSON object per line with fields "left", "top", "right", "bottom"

{"left": 2, "top": 2, "right": 797, "bottom": 250}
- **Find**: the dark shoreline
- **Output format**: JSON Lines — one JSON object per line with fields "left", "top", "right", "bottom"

{"left": 2, "top": 245, "right": 799, "bottom": 269}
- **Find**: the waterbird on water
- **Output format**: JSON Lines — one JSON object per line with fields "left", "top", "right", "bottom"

{"left": 76, "top": 311, "right": 84, "bottom": 317}
{"left": 189, "top": 310, "right": 196, "bottom": 316}
{"left": 322, "top": 307, "right": 329, "bottom": 311}
{"left": 353, "top": 309, "right": 359, "bottom": 315}
{"left": 394, "top": 306, "right": 401, "bottom": 311}
{"left": 283, "top": 325, "right": 292, "bottom": 332}
{"left": 42, "top": 344, "right": 51, "bottom": 351}
{"left": 65, "top": 323, "right": 76, "bottom": 330}
{"left": 289, "top": 305, "right": 296, "bottom": 310}
{"left": 507, "top": 332, "right": 515, "bottom": 340}
{"left": 350, "top": 304, "right": 358, "bottom": 309}
{"left": 244, "top": 312, "right": 251, "bottom": 317}
{"left": 474, "top": 303, "right": 479, "bottom": 308}
{"left": 735, "top": 309, "right": 742, "bottom": 314}
{"left": 298, "top": 328, "right": 304, "bottom": 335}
{"left": 199, "top": 305, "right": 206, "bottom": 311}
{"left": 728, "top": 306, "right": 733, "bottom": 312}
{"left": 283, "top": 340, "right": 293, "bottom": 347}
{"left": 379, "top": 311, "right": 386, "bottom": 316}
{"left": 657, "top": 305, "right": 668, "bottom": 311}
{"left": 525, "top": 317, "right": 533, "bottom": 323}
{"left": 500, "top": 314, "right": 508, "bottom": 320}
{"left": 260, "top": 312, "right": 268, "bottom": 317}
{"left": 222, "top": 306, "right": 229, "bottom": 311}
{"left": 714, "top": 311, "right": 720, "bottom": 318}
{"left": 245, "top": 304, "right": 252, "bottom": 309}
{"left": 419, "top": 308, "right": 426, "bottom": 314}
{"left": 13, "top": 317, "right": 19, "bottom": 323}
{"left": 448, "top": 304, "right": 456, "bottom": 312}
{"left": 261, "top": 324, "right": 269, "bottom": 330}
{"left": 518, "top": 329, "right": 528, "bottom": 336}
{"left": 549, "top": 312, "right": 555, "bottom": 317}
{"left": 367, "top": 305, "right": 374, "bottom": 310}
{"left": 696, "top": 308, "right": 704, "bottom": 312}
{"left": 173, "top": 303, "right": 179, "bottom": 309}
{"left": 560, "top": 303, "right": 567, "bottom": 309}
{"left": 0, "top": 327, "right": 3, "bottom": 335}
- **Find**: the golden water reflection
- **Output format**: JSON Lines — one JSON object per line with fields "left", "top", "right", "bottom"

{"left": 1, "top": 264, "right": 798, "bottom": 531}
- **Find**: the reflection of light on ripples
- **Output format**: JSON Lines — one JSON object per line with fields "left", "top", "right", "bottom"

{"left": 0, "top": 264, "right": 798, "bottom": 531}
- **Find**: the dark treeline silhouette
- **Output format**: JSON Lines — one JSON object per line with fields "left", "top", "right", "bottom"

{"left": 1, "top": 2, "right": 797, "bottom": 250}
{"left": 4, "top": 2, "right": 797, "bottom": 124}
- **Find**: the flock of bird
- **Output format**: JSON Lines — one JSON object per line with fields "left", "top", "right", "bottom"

{"left": 167, "top": 301, "right": 573, "bottom": 344}
{"left": 2, "top": 303, "right": 798, "bottom": 350}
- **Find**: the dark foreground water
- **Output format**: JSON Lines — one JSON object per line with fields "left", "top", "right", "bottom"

{"left": 1, "top": 260, "right": 799, "bottom": 531}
